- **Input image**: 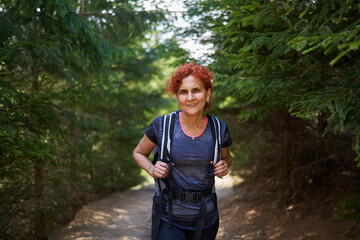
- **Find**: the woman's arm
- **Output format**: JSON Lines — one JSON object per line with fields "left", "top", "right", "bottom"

{"left": 213, "top": 147, "right": 232, "bottom": 178}
{"left": 132, "top": 135, "right": 171, "bottom": 178}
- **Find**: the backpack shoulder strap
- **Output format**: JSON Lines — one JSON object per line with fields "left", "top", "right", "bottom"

{"left": 152, "top": 111, "right": 178, "bottom": 239}
{"left": 159, "top": 111, "right": 177, "bottom": 162}
{"left": 207, "top": 114, "right": 222, "bottom": 165}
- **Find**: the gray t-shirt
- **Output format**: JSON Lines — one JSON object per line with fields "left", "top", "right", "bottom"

{"left": 145, "top": 112, "right": 232, "bottom": 229}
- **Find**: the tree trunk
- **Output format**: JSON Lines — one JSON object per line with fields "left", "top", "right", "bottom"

{"left": 32, "top": 74, "right": 48, "bottom": 240}
{"left": 276, "top": 111, "right": 292, "bottom": 203}
{"left": 317, "top": 111, "right": 328, "bottom": 159}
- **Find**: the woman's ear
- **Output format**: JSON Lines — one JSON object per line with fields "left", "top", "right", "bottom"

{"left": 206, "top": 88, "right": 212, "bottom": 102}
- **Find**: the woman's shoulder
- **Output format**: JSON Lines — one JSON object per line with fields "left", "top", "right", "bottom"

{"left": 149, "top": 111, "right": 179, "bottom": 128}
{"left": 206, "top": 114, "right": 228, "bottom": 126}
{"left": 206, "top": 114, "right": 232, "bottom": 145}
{"left": 152, "top": 115, "right": 163, "bottom": 123}
{"left": 208, "top": 115, "right": 231, "bottom": 141}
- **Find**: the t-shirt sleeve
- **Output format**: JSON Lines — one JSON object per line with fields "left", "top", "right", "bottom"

{"left": 145, "top": 116, "right": 162, "bottom": 144}
{"left": 221, "top": 121, "right": 232, "bottom": 148}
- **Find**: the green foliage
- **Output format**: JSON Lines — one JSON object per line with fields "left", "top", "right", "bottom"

{"left": 183, "top": 2, "right": 360, "bottom": 223}
{"left": 0, "top": 0, "right": 181, "bottom": 239}
{"left": 187, "top": 0, "right": 360, "bottom": 162}
{"left": 335, "top": 194, "right": 360, "bottom": 220}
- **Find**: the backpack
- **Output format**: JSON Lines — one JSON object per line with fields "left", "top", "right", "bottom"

{"left": 152, "top": 111, "right": 223, "bottom": 240}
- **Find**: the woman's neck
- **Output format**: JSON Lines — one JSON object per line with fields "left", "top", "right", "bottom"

{"left": 180, "top": 111, "right": 206, "bottom": 130}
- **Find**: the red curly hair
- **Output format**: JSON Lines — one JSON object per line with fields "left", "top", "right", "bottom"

{"left": 166, "top": 62, "right": 214, "bottom": 109}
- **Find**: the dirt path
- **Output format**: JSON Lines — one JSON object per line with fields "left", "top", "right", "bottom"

{"left": 50, "top": 174, "right": 360, "bottom": 240}
{"left": 50, "top": 176, "right": 236, "bottom": 240}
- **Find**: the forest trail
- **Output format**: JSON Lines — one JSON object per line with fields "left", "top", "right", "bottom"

{"left": 50, "top": 176, "right": 237, "bottom": 240}
{"left": 50, "top": 172, "right": 360, "bottom": 240}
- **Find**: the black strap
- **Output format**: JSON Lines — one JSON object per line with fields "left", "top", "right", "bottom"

{"left": 166, "top": 113, "right": 177, "bottom": 228}
{"left": 161, "top": 114, "right": 170, "bottom": 162}
{"left": 215, "top": 117, "right": 221, "bottom": 164}
{"left": 174, "top": 188, "right": 213, "bottom": 202}
{"left": 207, "top": 114, "right": 216, "bottom": 150}
{"left": 166, "top": 161, "right": 174, "bottom": 228}
{"left": 156, "top": 112, "right": 177, "bottom": 230}
{"left": 152, "top": 113, "right": 171, "bottom": 240}
{"left": 169, "top": 112, "right": 177, "bottom": 141}
{"left": 194, "top": 196, "right": 207, "bottom": 240}
{"left": 152, "top": 188, "right": 164, "bottom": 240}
{"left": 207, "top": 114, "right": 220, "bottom": 164}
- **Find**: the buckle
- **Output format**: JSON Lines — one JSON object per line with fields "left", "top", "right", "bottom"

{"left": 175, "top": 192, "right": 201, "bottom": 202}
{"left": 192, "top": 193, "right": 201, "bottom": 201}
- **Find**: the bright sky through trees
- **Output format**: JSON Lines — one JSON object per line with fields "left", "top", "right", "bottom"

{"left": 142, "top": 0, "right": 215, "bottom": 62}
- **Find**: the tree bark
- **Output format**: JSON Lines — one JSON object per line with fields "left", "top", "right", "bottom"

{"left": 32, "top": 73, "right": 48, "bottom": 240}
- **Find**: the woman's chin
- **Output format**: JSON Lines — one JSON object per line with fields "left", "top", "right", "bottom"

{"left": 181, "top": 107, "right": 204, "bottom": 116}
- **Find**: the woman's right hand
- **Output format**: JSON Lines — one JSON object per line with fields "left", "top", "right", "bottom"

{"left": 151, "top": 161, "right": 174, "bottom": 178}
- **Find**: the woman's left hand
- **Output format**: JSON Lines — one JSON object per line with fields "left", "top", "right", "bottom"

{"left": 213, "top": 160, "right": 229, "bottom": 178}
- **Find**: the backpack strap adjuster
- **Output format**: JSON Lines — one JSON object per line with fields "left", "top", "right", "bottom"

{"left": 174, "top": 188, "right": 213, "bottom": 202}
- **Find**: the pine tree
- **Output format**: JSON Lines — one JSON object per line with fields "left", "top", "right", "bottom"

{"left": 0, "top": 0, "right": 175, "bottom": 238}
{"left": 217, "top": 0, "right": 360, "bottom": 156}
{"left": 181, "top": 0, "right": 360, "bottom": 217}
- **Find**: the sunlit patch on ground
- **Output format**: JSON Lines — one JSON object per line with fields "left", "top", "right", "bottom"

{"left": 50, "top": 175, "right": 239, "bottom": 240}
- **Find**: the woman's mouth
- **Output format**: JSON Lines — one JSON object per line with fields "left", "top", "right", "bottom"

{"left": 187, "top": 103, "right": 198, "bottom": 107}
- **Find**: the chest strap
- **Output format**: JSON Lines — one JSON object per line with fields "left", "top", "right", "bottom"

{"left": 174, "top": 188, "right": 213, "bottom": 202}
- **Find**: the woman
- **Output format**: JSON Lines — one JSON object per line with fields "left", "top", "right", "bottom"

{"left": 133, "top": 62, "right": 232, "bottom": 240}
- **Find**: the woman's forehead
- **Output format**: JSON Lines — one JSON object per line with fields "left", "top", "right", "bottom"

{"left": 179, "top": 75, "right": 204, "bottom": 88}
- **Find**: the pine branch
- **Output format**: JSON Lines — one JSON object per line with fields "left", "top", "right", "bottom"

{"left": 272, "top": 0, "right": 291, "bottom": 27}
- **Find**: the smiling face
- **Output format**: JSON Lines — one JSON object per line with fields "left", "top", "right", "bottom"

{"left": 176, "top": 75, "right": 211, "bottom": 116}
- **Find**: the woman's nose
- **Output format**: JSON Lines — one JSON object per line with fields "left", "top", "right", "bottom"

{"left": 187, "top": 92, "right": 194, "bottom": 100}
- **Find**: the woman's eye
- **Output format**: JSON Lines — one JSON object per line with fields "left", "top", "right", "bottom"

{"left": 193, "top": 88, "right": 200, "bottom": 93}
{"left": 179, "top": 90, "right": 187, "bottom": 95}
